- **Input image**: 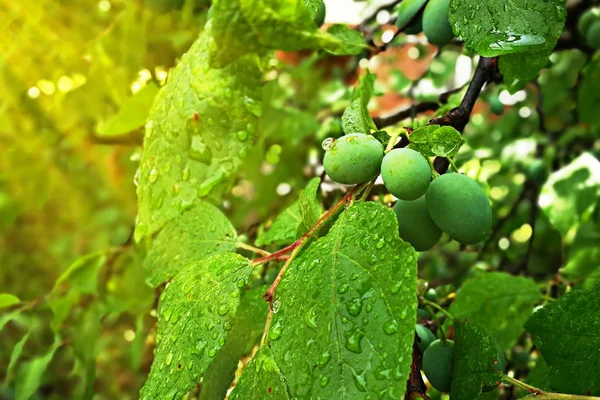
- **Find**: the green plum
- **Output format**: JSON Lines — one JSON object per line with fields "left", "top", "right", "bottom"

{"left": 416, "top": 324, "right": 437, "bottom": 353}
{"left": 382, "top": 148, "right": 431, "bottom": 200}
{"left": 578, "top": 8, "right": 600, "bottom": 37}
{"left": 426, "top": 173, "right": 492, "bottom": 244}
{"left": 423, "top": 339, "right": 455, "bottom": 392}
{"left": 586, "top": 20, "right": 600, "bottom": 48}
{"left": 323, "top": 134, "right": 384, "bottom": 184}
{"left": 394, "top": 196, "right": 442, "bottom": 251}
{"left": 396, "top": 0, "right": 427, "bottom": 34}
{"left": 525, "top": 159, "right": 548, "bottom": 183}
{"left": 489, "top": 95, "right": 504, "bottom": 115}
{"left": 424, "top": 288, "right": 437, "bottom": 301}
{"left": 314, "top": 2, "right": 326, "bottom": 27}
{"left": 423, "top": 0, "right": 454, "bottom": 46}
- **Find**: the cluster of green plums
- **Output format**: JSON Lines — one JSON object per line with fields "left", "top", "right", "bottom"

{"left": 579, "top": 8, "right": 600, "bottom": 49}
{"left": 323, "top": 133, "right": 493, "bottom": 251}
{"left": 415, "top": 323, "right": 505, "bottom": 392}
{"left": 397, "top": 0, "right": 454, "bottom": 46}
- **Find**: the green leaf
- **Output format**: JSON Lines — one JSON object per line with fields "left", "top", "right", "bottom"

{"left": 342, "top": 71, "right": 376, "bottom": 135}
{"left": 229, "top": 348, "right": 291, "bottom": 399}
{"left": 561, "top": 220, "right": 600, "bottom": 289}
{"left": 52, "top": 253, "right": 106, "bottom": 295}
{"left": 266, "top": 202, "right": 418, "bottom": 398}
{"left": 539, "top": 152, "right": 600, "bottom": 242}
{"left": 526, "top": 356, "right": 551, "bottom": 392}
{"left": 97, "top": 82, "right": 159, "bottom": 137}
{"left": 135, "top": 26, "right": 264, "bottom": 241}
{"left": 15, "top": 337, "right": 60, "bottom": 400}
{"left": 499, "top": 50, "right": 552, "bottom": 91}
{"left": 199, "top": 286, "right": 269, "bottom": 400}
{"left": 578, "top": 55, "right": 600, "bottom": 126}
{"left": 140, "top": 253, "right": 253, "bottom": 399}
{"left": 525, "top": 284, "right": 600, "bottom": 395}
{"left": 448, "top": 0, "right": 566, "bottom": 58}
{"left": 451, "top": 320, "right": 501, "bottom": 400}
{"left": 256, "top": 178, "right": 321, "bottom": 247}
{"left": 0, "top": 293, "right": 20, "bottom": 309}
{"left": 5, "top": 330, "right": 30, "bottom": 386}
{"left": 145, "top": 201, "right": 237, "bottom": 287}
{"left": 448, "top": 272, "right": 541, "bottom": 349}
{"left": 210, "top": 0, "right": 364, "bottom": 67}
{"left": 408, "top": 125, "right": 464, "bottom": 157}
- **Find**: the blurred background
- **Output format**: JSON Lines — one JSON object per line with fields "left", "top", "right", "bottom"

{"left": 1, "top": 0, "right": 593, "bottom": 398}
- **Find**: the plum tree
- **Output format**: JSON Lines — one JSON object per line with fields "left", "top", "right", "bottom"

{"left": 396, "top": 0, "right": 427, "bottom": 34}
{"left": 423, "top": 0, "right": 454, "bottom": 46}
{"left": 426, "top": 173, "right": 492, "bottom": 244}
{"left": 416, "top": 324, "right": 437, "bottom": 353}
{"left": 314, "top": 2, "right": 326, "bottom": 27}
{"left": 382, "top": 148, "right": 431, "bottom": 200}
{"left": 394, "top": 196, "right": 442, "bottom": 251}
{"left": 423, "top": 339, "right": 455, "bottom": 392}
{"left": 323, "top": 133, "right": 384, "bottom": 184}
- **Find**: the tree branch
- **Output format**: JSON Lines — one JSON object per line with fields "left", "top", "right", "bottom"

{"left": 406, "top": 334, "right": 430, "bottom": 400}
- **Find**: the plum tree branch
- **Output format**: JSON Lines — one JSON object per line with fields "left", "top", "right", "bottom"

{"left": 406, "top": 335, "right": 430, "bottom": 400}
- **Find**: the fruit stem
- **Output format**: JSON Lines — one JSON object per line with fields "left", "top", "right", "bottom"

{"left": 421, "top": 299, "right": 455, "bottom": 321}
{"left": 236, "top": 242, "right": 271, "bottom": 257}
{"left": 260, "top": 182, "right": 368, "bottom": 345}
{"left": 446, "top": 156, "right": 459, "bottom": 172}
{"left": 384, "top": 130, "right": 402, "bottom": 153}
{"left": 425, "top": 305, "right": 447, "bottom": 344}
{"left": 427, "top": 157, "right": 440, "bottom": 178}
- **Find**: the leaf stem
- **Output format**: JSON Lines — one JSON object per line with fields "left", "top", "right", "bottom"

{"left": 236, "top": 242, "right": 270, "bottom": 257}
{"left": 446, "top": 156, "right": 459, "bottom": 172}
{"left": 502, "top": 374, "right": 600, "bottom": 399}
{"left": 384, "top": 130, "right": 402, "bottom": 153}
{"left": 427, "top": 157, "right": 440, "bottom": 178}
{"left": 425, "top": 305, "right": 446, "bottom": 343}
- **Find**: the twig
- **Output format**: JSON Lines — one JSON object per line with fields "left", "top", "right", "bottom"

{"left": 236, "top": 242, "right": 270, "bottom": 257}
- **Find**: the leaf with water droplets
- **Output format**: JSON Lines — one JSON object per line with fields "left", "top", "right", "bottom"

{"left": 265, "top": 202, "right": 418, "bottom": 398}
{"left": 341, "top": 70, "right": 377, "bottom": 135}
{"left": 256, "top": 178, "right": 321, "bottom": 247}
{"left": 448, "top": 0, "right": 565, "bottom": 58}
{"left": 145, "top": 201, "right": 237, "bottom": 287}
{"left": 135, "top": 25, "right": 263, "bottom": 241}
{"left": 140, "top": 253, "right": 253, "bottom": 399}
{"left": 199, "top": 286, "right": 269, "bottom": 400}
{"left": 210, "top": 0, "right": 364, "bottom": 67}
{"left": 525, "top": 284, "right": 600, "bottom": 396}
{"left": 408, "top": 125, "right": 464, "bottom": 158}
{"left": 229, "top": 348, "right": 291, "bottom": 400}
{"left": 448, "top": 272, "right": 541, "bottom": 349}
{"left": 451, "top": 320, "right": 502, "bottom": 400}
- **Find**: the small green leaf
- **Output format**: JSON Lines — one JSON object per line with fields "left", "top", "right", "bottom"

{"left": 5, "top": 330, "right": 30, "bottom": 386}
{"left": 256, "top": 178, "right": 321, "bottom": 247}
{"left": 500, "top": 50, "right": 552, "bottom": 91}
{"left": 15, "top": 337, "right": 60, "bottom": 400}
{"left": 448, "top": 272, "right": 541, "bottom": 349}
{"left": 448, "top": 0, "right": 566, "bottom": 58}
{"left": 539, "top": 152, "right": 600, "bottom": 241}
{"left": 97, "top": 82, "right": 159, "bottom": 137}
{"left": 578, "top": 55, "right": 600, "bottom": 126}
{"left": 140, "top": 253, "right": 253, "bottom": 399}
{"left": 135, "top": 26, "right": 263, "bottom": 241}
{"left": 451, "top": 320, "right": 501, "bottom": 400}
{"left": 199, "top": 286, "right": 269, "bottom": 400}
{"left": 561, "top": 220, "right": 600, "bottom": 289}
{"left": 526, "top": 284, "right": 600, "bottom": 395}
{"left": 52, "top": 253, "right": 106, "bottom": 294}
{"left": 0, "top": 293, "right": 20, "bottom": 309}
{"left": 267, "top": 202, "right": 418, "bottom": 398}
{"left": 341, "top": 71, "right": 377, "bottom": 135}
{"left": 408, "top": 125, "right": 464, "bottom": 157}
{"left": 324, "top": 24, "right": 367, "bottom": 56}
{"left": 145, "top": 201, "right": 237, "bottom": 287}
{"left": 229, "top": 348, "right": 291, "bottom": 399}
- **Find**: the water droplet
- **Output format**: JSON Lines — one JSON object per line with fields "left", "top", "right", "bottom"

{"left": 272, "top": 298, "right": 281, "bottom": 314}
{"left": 237, "top": 130, "right": 248, "bottom": 141}
{"left": 189, "top": 136, "right": 212, "bottom": 163}
{"left": 391, "top": 282, "right": 401, "bottom": 294}
{"left": 208, "top": 348, "right": 218, "bottom": 357}
{"left": 344, "top": 327, "right": 364, "bottom": 353}
{"left": 243, "top": 96, "right": 261, "bottom": 117}
{"left": 321, "top": 137, "right": 335, "bottom": 151}
{"left": 346, "top": 297, "right": 363, "bottom": 317}
{"left": 182, "top": 166, "right": 190, "bottom": 181}
{"left": 383, "top": 318, "right": 398, "bottom": 335}
{"left": 217, "top": 304, "right": 229, "bottom": 316}
{"left": 149, "top": 168, "right": 159, "bottom": 183}
{"left": 337, "top": 284, "right": 349, "bottom": 294}
{"left": 166, "top": 352, "right": 173, "bottom": 365}
{"left": 305, "top": 308, "right": 317, "bottom": 329}
{"left": 270, "top": 321, "right": 283, "bottom": 340}
{"left": 320, "top": 375, "right": 330, "bottom": 387}
{"left": 352, "top": 371, "right": 367, "bottom": 392}
{"left": 318, "top": 350, "right": 331, "bottom": 368}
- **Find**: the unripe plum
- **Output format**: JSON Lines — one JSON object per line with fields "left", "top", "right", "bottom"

{"left": 423, "top": 0, "right": 454, "bottom": 46}
{"left": 396, "top": 0, "right": 427, "bottom": 34}
{"left": 426, "top": 173, "right": 492, "bottom": 244}
{"left": 323, "top": 134, "right": 384, "bottom": 184}
{"left": 394, "top": 196, "right": 442, "bottom": 251}
{"left": 586, "top": 20, "right": 600, "bottom": 48}
{"left": 423, "top": 339, "right": 455, "bottom": 392}
{"left": 416, "top": 324, "right": 437, "bottom": 353}
{"left": 382, "top": 148, "right": 431, "bottom": 201}
{"left": 314, "top": 2, "right": 326, "bottom": 27}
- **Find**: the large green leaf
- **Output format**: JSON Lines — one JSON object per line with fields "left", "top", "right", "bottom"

{"left": 578, "top": 55, "right": 600, "bottom": 126}
{"left": 15, "top": 338, "right": 61, "bottom": 400}
{"left": 228, "top": 348, "right": 291, "bottom": 399}
{"left": 140, "top": 253, "right": 253, "bottom": 399}
{"left": 199, "top": 286, "right": 269, "bottom": 400}
{"left": 210, "top": 0, "right": 364, "bottom": 67}
{"left": 448, "top": 272, "right": 541, "bottom": 349}
{"left": 135, "top": 26, "right": 264, "bottom": 241}
{"left": 448, "top": 0, "right": 565, "bottom": 58}
{"left": 526, "top": 284, "right": 600, "bottom": 395}
{"left": 255, "top": 178, "right": 321, "bottom": 247}
{"left": 341, "top": 70, "right": 376, "bottom": 135}
{"left": 145, "top": 201, "right": 237, "bottom": 287}
{"left": 266, "top": 202, "right": 418, "bottom": 398}
{"left": 451, "top": 320, "right": 501, "bottom": 400}
{"left": 539, "top": 152, "right": 600, "bottom": 242}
